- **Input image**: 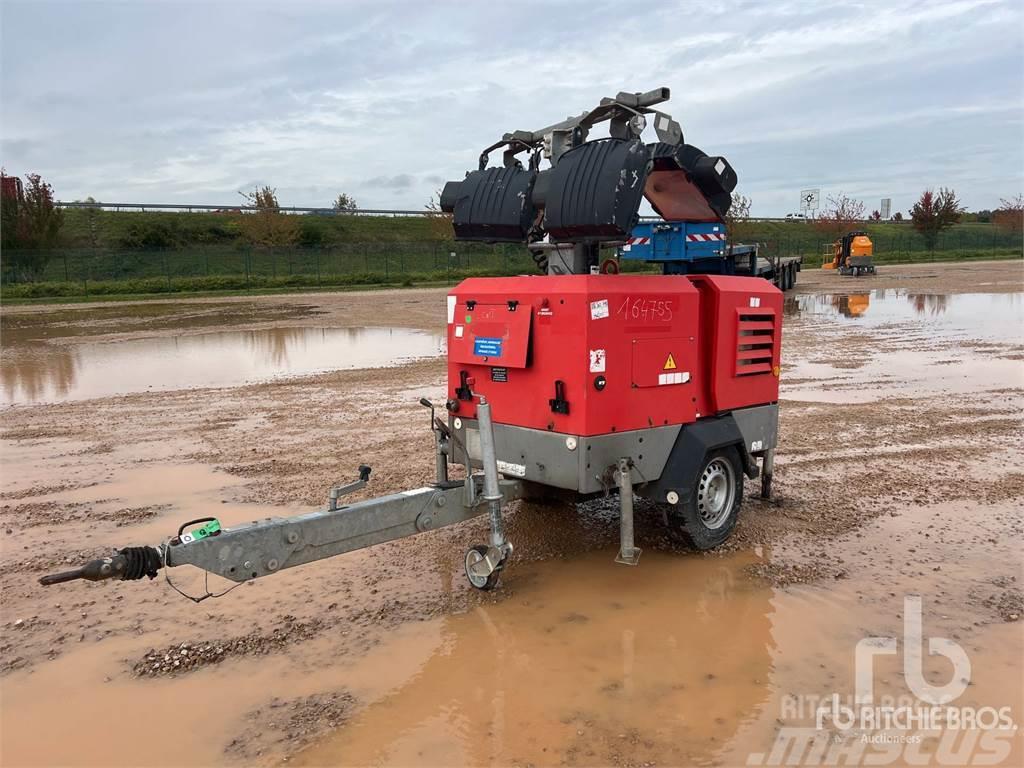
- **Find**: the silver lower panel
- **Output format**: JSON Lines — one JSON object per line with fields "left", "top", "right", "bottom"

{"left": 452, "top": 403, "right": 778, "bottom": 495}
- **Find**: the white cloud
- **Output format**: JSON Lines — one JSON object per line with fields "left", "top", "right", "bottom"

{"left": 1, "top": 0, "right": 1021, "bottom": 216}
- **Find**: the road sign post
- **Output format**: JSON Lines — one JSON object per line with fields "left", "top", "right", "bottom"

{"left": 799, "top": 188, "right": 820, "bottom": 215}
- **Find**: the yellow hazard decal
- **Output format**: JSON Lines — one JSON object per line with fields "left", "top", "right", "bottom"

{"left": 663, "top": 353, "right": 677, "bottom": 370}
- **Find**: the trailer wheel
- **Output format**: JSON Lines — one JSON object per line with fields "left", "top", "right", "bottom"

{"left": 464, "top": 545, "right": 502, "bottom": 590}
{"left": 673, "top": 448, "right": 743, "bottom": 550}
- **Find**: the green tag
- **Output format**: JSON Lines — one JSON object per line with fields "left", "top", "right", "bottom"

{"left": 193, "top": 520, "right": 221, "bottom": 539}
{"left": 181, "top": 520, "right": 221, "bottom": 544}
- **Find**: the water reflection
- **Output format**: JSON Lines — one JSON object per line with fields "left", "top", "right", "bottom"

{"left": 907, "top": 292, "right": 949, "bottom": 316}
{"left": 1, "top": 346, "right": 79, "bottom": 404}
{"left": 295, "top": 549, "right": 775, "bottom": 767}
{"left": 787, "top": 290, "right": 1020, "bottom": 330}
{"left": 1, "top": 327, "right": 446, "bottom": 405}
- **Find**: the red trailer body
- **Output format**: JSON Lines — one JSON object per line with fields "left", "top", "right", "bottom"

{"left": 447, "top": 274, "right": 781, "bottom": 437}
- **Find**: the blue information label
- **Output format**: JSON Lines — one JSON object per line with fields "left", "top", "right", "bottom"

{"left": 473, "top": 336, "right": 503, "bottom": 357}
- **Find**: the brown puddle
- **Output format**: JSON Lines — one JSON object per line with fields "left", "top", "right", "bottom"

{"left": 290, "top": 498, "right": 1024, "bottom": 768}
{"left": 1, "top": 326, "right": 445, "bottom": 405}
{"left": 294, "top": 547, "right": 775, "bottom": 767}
{"left": 1, "top": 480, "right": 1021, "bottom": 767}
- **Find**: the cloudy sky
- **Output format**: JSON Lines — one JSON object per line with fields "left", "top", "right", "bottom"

{"left": 1, "top": 0, "right": 1021, "bottom": 216}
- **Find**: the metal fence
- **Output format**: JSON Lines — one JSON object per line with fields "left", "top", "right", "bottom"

{"left": 1, "top": 242, "right": 546, "bottom": 294}
{"left": 749, "top": 229, "right": 1021, "bottom": 264}
{"left": 2, "top": 229, "right": 1020, "bottom": 297}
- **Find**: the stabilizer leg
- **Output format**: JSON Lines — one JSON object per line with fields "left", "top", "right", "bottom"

{"left": 614, "top": 457, "right": 642, "bottom": 566}
{"left": 464, "top": 397, "right": 513, "bottom": 590}
{"left": 760, "top": 448, "right": 775, "bottom": 499}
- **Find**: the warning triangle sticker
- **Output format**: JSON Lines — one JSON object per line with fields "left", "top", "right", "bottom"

{"left": 663, "top": 353, "right": 677, "bottom": 370}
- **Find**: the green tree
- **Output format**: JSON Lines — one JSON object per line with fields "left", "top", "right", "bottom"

{"left": 81, "top": 196, "right": 102, "bottom": 247}
{"left": 333, "top": 193, "right": 358, "bottom": 212}
{"left": 237, "top": 186, "right": 299, "bottom": 247}
{"left": 910, "top": 188, "right": 963, "bottom": 250}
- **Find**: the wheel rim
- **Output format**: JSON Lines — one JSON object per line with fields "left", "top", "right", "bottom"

{"left": 697, "top": 458, "right": 735, "bottom": 530}
{"left": 465, "top": 548, "right": 489, "bottom": 588}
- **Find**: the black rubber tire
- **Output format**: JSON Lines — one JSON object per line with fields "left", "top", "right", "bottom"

{"left": 671, "top": 448, "right": 744, "bottom": 550}
{"left": 464, "top": 545, "right": 502, "bottom": 591}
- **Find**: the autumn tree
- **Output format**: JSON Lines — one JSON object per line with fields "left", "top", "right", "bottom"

{"left": 870, "top": 210, "right": 881, "bottom": 221}
{"left": 0, "top": 169, "right": 20, "bottom": 250}
{"left": 723, "top": 192, "right": 753, "bottom": 247}
{"left": 237, "top": 186, "right": 298, "bottom": 247}
{"left": 18, "top": 173, "right": 65, "bottom": 248}
{"left": 892, "top": 211, "right": 904, "bottom": 222}
{"left": 332, "top": 193, "right": 358, "bottom": 212}
{"left": 1, "top": 172, "right": 65, "bottom": 279}
{"left": 424, "top": 189, "right": 453, "bottom": 241}
{"left": 812, "top": 192, "right": 865, "bottom": 241}
{"left": 992, "top": 194, "right": 1023, "bottom": 236}
{"left": 909, "top": 187, "right": 963, "bottom": 251}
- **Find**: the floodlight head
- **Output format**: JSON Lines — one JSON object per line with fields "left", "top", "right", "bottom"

{"left": 440, "top": 88, "right": 738, "bottom": 248}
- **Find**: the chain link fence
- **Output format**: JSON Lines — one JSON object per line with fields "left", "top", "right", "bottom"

{"left": 3, "top": 228, "right": 1020, "bottom": 299}
{"left": 750, "top": 228, "right": 1022, "bottom": 265}
{"left": 1, "top": 242, "right": 547, "bottom": 298}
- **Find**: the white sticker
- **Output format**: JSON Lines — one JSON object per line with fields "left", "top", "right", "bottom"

{"left": 589, "top": 349, "right": 606, "bottom": 373}
{"left": 496, "top": 460, "right": 526, "bottom": 478}
{"left": 455, "top": 325, "right": 464, "bottom": 338}
{"left": 590, "top": 299, "right": 609, "bottom": 320}
{"left": 749, "top": 297, "right": 761, "bottom": 308}
{"left": 751, "top": 440, "right": 764, "bottom": 452}
{"left": 447, "top": 295, "right": 456, "bottom": 324}
{"left": 657, "top": 371, "right": 690, "bottom": 386}
{"left": 714, "top": 158, "right": 726, "bottom": 175}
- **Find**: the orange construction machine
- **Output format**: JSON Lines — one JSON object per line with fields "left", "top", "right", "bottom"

{"left": 823, "top": 231, "right": 875, "bottom": 276}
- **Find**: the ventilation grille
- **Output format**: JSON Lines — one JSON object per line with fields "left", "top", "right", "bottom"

{"left": 736, "top": 312, "right": 776, "bottom": 376}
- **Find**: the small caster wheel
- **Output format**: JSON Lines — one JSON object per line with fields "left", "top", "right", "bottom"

{"left": 464, "top": 544, "right": 503, "bottom": 591}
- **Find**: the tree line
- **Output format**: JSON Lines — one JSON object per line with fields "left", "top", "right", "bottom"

{"left": 0, "top": 175, "right": 362, "bottom": 278}
{"left": 728, "top": 188, "right": 1023, "bottom": 250}
{"left": 2, "top": 171, "right": 1021, "bottom": 281}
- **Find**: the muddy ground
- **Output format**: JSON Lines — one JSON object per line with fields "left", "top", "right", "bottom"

{"left": 0, "top": 260, "right": 1022, "bottom": 767}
